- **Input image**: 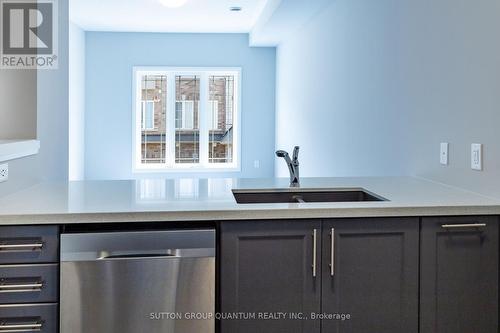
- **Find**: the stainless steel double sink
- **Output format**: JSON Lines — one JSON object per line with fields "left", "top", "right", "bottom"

{"left": 232, "top": 188, "right": 387, "bottom": 204}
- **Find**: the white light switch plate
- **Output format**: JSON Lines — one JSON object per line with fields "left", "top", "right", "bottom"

{"left": 0, "top": 163, "right": 8, "bottom": 183}
{"left": 440, "top": 143, "right": 449, "bottom": 165}
{"left": 471, "top": 144, "right": 482, "bottom": 171}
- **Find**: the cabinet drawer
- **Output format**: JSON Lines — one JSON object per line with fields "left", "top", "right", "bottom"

{"left": 0, "top": 264, "right": 58, "bottom": 304}
{"left": 0, "top": 226, "right": 58, "bottom": 264}
{"left": 0, "top": 303, "right": 57, "bottom": 333}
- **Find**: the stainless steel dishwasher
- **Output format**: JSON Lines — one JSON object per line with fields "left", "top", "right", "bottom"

{"left": 60, "top": 229, "right": 215, "bottom": 333}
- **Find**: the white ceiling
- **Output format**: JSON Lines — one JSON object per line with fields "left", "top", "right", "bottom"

{"left": 250, "top": 0, "right": 331, "bottom": 46}
{"left": 70, "top": 0, "right": 270, "bottom": 33}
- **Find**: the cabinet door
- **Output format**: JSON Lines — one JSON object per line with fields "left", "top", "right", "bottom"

{"left": 420, "top": 216, "right": 498, "bottom": 333}
{"left": 322, "top": 218, "right": 419, "bottom": 333}
{"left": 220, "top": 220, "right": 321, "bottom": 333}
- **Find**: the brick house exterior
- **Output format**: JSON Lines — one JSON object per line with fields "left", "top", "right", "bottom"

{"left": 141, "top": 75, "right": 234, "bottom": 164}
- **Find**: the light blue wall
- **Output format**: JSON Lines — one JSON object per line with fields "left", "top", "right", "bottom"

{"left": 276, "top": 0, "right": 500, "bottom": 198}
{"left": 275, "top": 0, "right": 411, "bottom": 178}
{"left": 69, "top": 22, "right": 85, "bottom": 181}
{"left": 85, "top": 32, "right": 276, "bottom": 180}
{"left": 400, "top": 0, "right": 500, "bottom": 198}
{"left": 36, "top": 0, "right": 69, "bottom": 181}
{"left": 36, "top": 0, "right": 69, "bottom": 182}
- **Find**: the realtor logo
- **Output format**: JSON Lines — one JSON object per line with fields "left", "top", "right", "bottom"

{"left": 1, "top": 0, "right": 58, "bottom": 69}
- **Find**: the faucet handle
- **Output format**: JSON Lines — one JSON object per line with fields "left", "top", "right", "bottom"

{"left": 292, "top": 146, "right": 300, "bottom": 161}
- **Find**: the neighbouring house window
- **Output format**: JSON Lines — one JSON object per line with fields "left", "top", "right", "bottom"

{"left": 175, "top": 101, "right": 195, "bottom": 130}
{"left": 133, "top": 68, "right": 240, "bottom": 171}
{"left": 142, "top": 101, "right": 155, "bottom": 130}
{"left": 208, "top": 100, "right": 219, "bottom": 130}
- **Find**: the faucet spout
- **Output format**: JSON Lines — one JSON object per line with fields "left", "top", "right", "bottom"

{"left": 276, "top": 147, "right": 300, "bottom": 187}
{"left": 292, "top": 146, "right": 299, "bottom": 163}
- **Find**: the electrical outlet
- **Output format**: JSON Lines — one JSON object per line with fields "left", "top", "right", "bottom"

{"left": 0, "top": 163, "right": 8, "bottom": 183}
{"left": 440, "top": 142, "right": 449, "bottom": 165}
{"left": 253, "top": 160, "right": 260, "bottom": 169}
{"left": 471, "top": 144, "right": 482, "bottom": 171}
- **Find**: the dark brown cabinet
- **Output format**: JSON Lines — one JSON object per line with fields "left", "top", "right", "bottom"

{"left": 321, "top": 218, "right": 419, "bottom": 333}
{"left": 0, "top": 303, "right": 58, "bottom": 333}
{"left": 0, "top": 214, "right": 497, "bottom": 333}
{"left": 0, "top": 226, "right": 59, "bottom": 264}
{"left": 0, "top": 225, "right": 59, "bottom": 333}
{"left": 0, "top": 264, "right": 59, "bottom": 304}
{"left": 220, "top": 220, "right": 321, "bottom": 333}
{"left": 220, "top": 218, "right": 420, "bottom": 333}
{"left": 420, "top": 216, "right": 499, "bottom": 333}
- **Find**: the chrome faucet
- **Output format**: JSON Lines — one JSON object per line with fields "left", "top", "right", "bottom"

{"left": 276, "top": 146, "right": 300, "bottom": 187}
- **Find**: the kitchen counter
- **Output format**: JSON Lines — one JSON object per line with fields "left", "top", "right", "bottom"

{"left": 0, "top": 177, "right": 499, "bottom": 225}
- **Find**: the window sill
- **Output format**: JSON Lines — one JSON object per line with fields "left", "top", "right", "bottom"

{"left": 0, "top": 140, "right": 40, "bottom": 162}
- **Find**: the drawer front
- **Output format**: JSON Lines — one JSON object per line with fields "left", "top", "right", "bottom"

{"left": 0, "top": 226, "right": 59, "bottom": 264}
{"left": 0, "top": 303, "right": 57, "bottom": 333}
{"left": 0, "top": 264, "right": 58, "bottom": 304}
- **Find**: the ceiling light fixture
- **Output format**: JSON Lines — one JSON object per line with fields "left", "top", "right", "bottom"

{"left": 159, "top": 0, "right": 188, "bottom": 8}
{"left": 229, "top": 6, "right": 242, "bottom": 12}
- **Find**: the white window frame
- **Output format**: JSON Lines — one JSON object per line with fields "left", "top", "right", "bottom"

{"left": 132, "top": 67, "right": 242, "bottom": 173}
{"left": 141, "top": 100, "right": 155, "bottom": 130}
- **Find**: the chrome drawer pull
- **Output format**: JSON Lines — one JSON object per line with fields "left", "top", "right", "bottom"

{"left": 330, "top": 228, "right": 335, "bottom": 277}
{"left": 0, "top": 283, "right": 43, "bottom": 293}
{"left": 0, "top": 243, "right": 44, "bottom": 251}
{"left": 0, "top": 321, "right": 43, "bottom": 332}
{"left": 441, "top": 223, "right": 486, "bottom": 229}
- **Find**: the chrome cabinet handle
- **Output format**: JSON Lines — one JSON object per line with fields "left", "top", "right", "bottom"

{"left": 0, "top": 282, "right": 43, "bottom": 293}
{"left": 0, "top": 321, "right": 43, "bottom": 332}
{"left": 330, "top": 228, "right": 335, "bottom": 276}
{"left": 441, "top": 223, "right": 486, "bottom": 229}
{"left": 312, "top": 229, "right": 317, "bottom": 278}
{"left": 0, "top": 242, "right": 44, "bottom": 251}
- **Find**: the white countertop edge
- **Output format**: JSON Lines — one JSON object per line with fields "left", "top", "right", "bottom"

{"left": 1, "top": 205, "right": 500, "bottom": 225}
{"left": 0, "top": 140, "right": 40, "bottom": 162}
{"left": 1, "top": 177, "right": 499, "bottom": 225}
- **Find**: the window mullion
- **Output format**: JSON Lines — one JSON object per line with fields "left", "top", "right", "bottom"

{"left": 135, "top": 72, "right": 142, "bottom": 169}
{"left": 199, "top": 73, "right": 209, "bottom": 166}
{"left": 166, "top": 73, "right": 176, "bottom": 167}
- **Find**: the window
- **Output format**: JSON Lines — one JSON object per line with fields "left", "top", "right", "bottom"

{"left": 175, "top": 101, "right": 195, "bottom": 130}
{"left": 138, "top": 75, "right": 167, "bottom": 164}
{"left": 141, "top": 101, "right": 155, "bottom": 130}
{"left": 133, "top": 67, "right": 240, "bottom": 171}
{"left": 208, "top": 100, "right": 218, "bottom": 130}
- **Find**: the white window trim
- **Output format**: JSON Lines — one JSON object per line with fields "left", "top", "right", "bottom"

{"left": 132, "top": 67, "right": 242, "bottom": 173}
{"left": 141, "top": 100, "right": 155, "bottom": 130}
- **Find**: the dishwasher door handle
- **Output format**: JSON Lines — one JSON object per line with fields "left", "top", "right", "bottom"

{"left": 98, "top": 253, "right": 177, "bottom": 260}
{"left": 61, "top": 229, "right": 216, "bottom": 262}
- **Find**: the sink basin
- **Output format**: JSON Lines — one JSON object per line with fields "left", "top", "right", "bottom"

{"left": 232, "top": 188, "right": 387, "bottom": 204}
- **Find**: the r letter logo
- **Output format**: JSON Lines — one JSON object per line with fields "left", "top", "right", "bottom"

{"left": 1, "top": 0, "right": 58, "bottom": 69}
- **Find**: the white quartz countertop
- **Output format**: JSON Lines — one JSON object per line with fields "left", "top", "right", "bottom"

{"left": 0, "top": 177, "right": 499, "bottom": 225}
